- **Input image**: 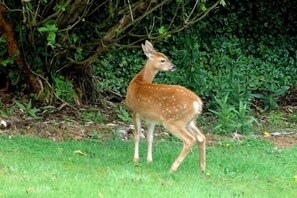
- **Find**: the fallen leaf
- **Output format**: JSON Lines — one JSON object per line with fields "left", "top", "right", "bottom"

{"left": 26, "top": 187, "right": 34, "bottom": 193}
{"left": 263, "top": 131, "right": 270, "bottom": 137}
{"left": 74, "top": 150, "right": 88, "bottom": 156}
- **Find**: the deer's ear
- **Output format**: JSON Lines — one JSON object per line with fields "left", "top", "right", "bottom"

{"left": 142, "top": 40, "right": 155, "bottom": 59}
{"left": 145, "top": 40, "right": 155, "bottom": 51}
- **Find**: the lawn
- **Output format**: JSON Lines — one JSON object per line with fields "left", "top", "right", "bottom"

{"left": 0, "top": 135, "right": 296, "bottom": 197}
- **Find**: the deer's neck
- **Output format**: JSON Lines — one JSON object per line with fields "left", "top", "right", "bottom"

{"left": 135, "top": 61, "right": 158, "bottom": 83}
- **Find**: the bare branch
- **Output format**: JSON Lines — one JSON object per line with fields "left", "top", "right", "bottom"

{"left": 127, "top": 0, "right": 134, "bottom": 21}
{"left": 185, "top": 0, "right": 199, "bottom": 24}
{"left": 188, "top": 0, "right": 220, "bottom": 25}
{"left": 33, "top": 0, "right": 72, "bottom": 27}
{"left": 86, "top": 0, "right": 108, "bottom": 17}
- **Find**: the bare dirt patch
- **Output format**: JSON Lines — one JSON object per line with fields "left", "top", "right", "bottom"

{"left": 1, "top": 112, "right": 297, "bottom": 149}
{"left": 1, "top": 91, "right": 297, "bottom": 148}
{"left": 264, "top": 132, "right": 297, "bottom": 148}
{"left": 0, "top": 115, "right": 116, "bottom": 141}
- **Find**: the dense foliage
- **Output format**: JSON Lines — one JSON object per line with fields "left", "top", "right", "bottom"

{"left": 98, "top": 0, "right": 297, "bottom": 134}
{"left": 0, "top": 0, "right": 222, "bottom": 102}
{"left": 101, "top": 0, "right": 297, "bottom": 104}
{"left": 1, "top": 0, "right": 296, "bottom": 134}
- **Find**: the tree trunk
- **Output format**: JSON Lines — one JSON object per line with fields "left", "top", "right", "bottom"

{"left": 0, "top": 4, "right": 43, "bottom": 97}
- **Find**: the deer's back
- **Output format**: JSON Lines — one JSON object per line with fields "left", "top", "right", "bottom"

{"left": 126, "top": 81, "right": 202, "bottom": 122}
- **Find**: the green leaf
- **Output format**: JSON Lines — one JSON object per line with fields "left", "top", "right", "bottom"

{"left": 71, "top": 33, "right": 79, "bottom": 43}
{"left": 200, "top": 3, "right": 207, "bottom": 12}
{"left": 28, "top": 108, "right": 41, "bottom": 119}
{"left": 15, "top": 101, "right": 26, "bottom": 111}
{"left": 158, "top": 26, "right": 167, "bottom": 35}
{"left": 37, "top": 27, "right": 49, "bottom": 33}
{"left": 0, "top": 58, "right": 14, "bottom": 67}
{"left": 0, "top": 36, "right": 5, "bottom": 43}
{"left": 220, "top": 0, "right": 227, "bottom": 7}
{"left": 47, "top": 32, "right": 56, "bottom": 45}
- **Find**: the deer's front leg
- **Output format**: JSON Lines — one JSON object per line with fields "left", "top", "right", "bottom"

{"left": 133, "top": 113, "right": 141, "bottom": 162}
{"left": 146, "top": 122, "right": 156, "bottom": 162}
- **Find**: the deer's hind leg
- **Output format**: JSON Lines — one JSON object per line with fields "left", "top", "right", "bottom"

{"left": 163, "top": 121, "right": 196, "bottom": 172}
{"left": 188, "top": 120, "right": 206, "bottom": 172}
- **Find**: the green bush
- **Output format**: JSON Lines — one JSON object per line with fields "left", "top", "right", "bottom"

{"left": 95, "top": 0, "right": 296, "bottom": 134}
{"left": 96, "top": 50, "right": 143, "bottom": 94}
{"left": 209, "top": 95, "right": 257, "bottom": 135}
{"left": 53, "top": 75, "right": 77, "bottom": 103}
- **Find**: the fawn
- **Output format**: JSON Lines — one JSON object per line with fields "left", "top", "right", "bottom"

{"left": 126, "top": 40, "right": 205, "bottom": 172}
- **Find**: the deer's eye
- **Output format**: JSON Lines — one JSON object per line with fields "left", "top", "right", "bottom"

{"left": 160, "top": 59, "right": 166, "bottom": 63}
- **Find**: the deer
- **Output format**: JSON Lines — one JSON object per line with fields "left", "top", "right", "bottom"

{"left": 125, "top": 40, "right": 206, "bottom": 172}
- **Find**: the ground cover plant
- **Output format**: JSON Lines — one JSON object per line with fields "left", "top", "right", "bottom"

{"left": 0, "top": 135, "right": 296, "bottom": 197}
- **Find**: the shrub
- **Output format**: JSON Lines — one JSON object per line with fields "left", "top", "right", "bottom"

{"left": 95, "top": 0, "right": 296, "bottom": 135}
{"left": 53, "top": 75, "right": 77, "bottom": 103}
{"left": 209, "top": 95, "right": 257, "bottom": 135}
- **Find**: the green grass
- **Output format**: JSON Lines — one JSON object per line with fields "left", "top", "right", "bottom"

{"left": 0, "top": 135, "right": 296, "bottom": 198}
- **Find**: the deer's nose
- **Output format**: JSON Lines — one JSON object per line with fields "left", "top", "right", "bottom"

{"left": 170, "top": 64, "right": 176, "bottom": 71}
